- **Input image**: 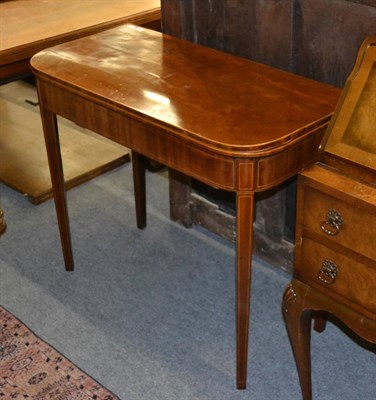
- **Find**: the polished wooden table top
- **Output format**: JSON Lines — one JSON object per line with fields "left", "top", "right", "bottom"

{"left": 31, "top": 24, "right": 340, "bottom": 390}
{"left": 31, "top": 24, "right": 339, "bottom": 159}
{"left": 0, "top": 0, "right": 161, "bottom": 81}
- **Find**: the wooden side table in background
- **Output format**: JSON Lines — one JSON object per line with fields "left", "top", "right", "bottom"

{"left": 0, "top": 0, "right": 161, "bottom": 204}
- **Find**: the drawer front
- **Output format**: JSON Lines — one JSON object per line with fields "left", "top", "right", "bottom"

{"left": 298, "top": 238, "right": 376, "bottom": 313}
{"left": 303, "top": 186, "right": 376, "bottom": 260}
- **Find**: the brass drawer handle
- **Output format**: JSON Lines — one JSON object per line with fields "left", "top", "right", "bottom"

{"left": 321, "top": 209, "right": 343, "bottom": 236}
{"left": 318, "top": 259, "right": 339, "bottom": 285}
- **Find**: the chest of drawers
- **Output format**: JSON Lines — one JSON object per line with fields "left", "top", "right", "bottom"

{"left": 297, "top": 165, "right": 376, "bottom": 313}
{"left": 283, "top": 35, "right": 376, "bottom": 400}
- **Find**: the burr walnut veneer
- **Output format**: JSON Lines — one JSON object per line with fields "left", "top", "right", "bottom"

{"left": 283, "top": 36, "right": 376, "bottom": 400}
{"left": 30, "top": 24, "right": 340, "bottom": 389}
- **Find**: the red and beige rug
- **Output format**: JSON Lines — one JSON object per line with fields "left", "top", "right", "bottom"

{"left": 0, "top": 306, "right": 119, "bottom": 399}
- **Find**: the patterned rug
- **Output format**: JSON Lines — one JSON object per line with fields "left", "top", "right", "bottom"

{"left": 0, "top": 306, "right": 119, "bottom": 399}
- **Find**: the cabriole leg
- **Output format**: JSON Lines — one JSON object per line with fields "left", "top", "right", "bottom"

{"left": 283, "top": 282, "right": 313, "bottom": 400}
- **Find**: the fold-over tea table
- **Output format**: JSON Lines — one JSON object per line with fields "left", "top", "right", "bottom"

{"left": 31, "top": 24, "right": 340, "bottom": 389}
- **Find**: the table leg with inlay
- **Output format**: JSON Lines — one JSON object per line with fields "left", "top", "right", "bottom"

{"left": 235, "top": 191, "right": 255, "bottom": 389}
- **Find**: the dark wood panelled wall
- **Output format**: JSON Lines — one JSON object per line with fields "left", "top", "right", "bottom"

{"left": 161, "top": 0, "right": 376, "bottom": 271}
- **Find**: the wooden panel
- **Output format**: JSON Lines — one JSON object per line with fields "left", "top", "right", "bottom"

{"left": 162, "top": 0, "right": 376, "bottom": 88}
{"left": 161, "top": 0, "right": 195, "bottom": 41}
{"left": 295, "top": 0, "right": 376, "bottom": 87}
{"left": 162, "top": 0, "right": 294, "bottom": 70}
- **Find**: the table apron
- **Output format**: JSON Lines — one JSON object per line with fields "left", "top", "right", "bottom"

{"left": 255, "top": 125, "right": 327, "bottom": 190}
{"left": 36, "top": 80, "right": 327, "bottom": 194}
{"left": 36, "top": 81, "right": 260, "bottom": 192}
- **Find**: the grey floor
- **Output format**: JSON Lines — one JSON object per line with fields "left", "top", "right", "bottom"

{"left": 0, "top": 164, "right": 375, "bottom": 399}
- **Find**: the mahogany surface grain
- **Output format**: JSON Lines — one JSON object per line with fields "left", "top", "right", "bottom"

{"left": 31, "top": 26, "right": 338, "bottom": 158}
{"left": 31, "top": 24, "right": 340, "bottom": 389}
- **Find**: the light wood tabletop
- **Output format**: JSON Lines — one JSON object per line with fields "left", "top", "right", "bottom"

{"left": 0, "top": 0, "right": 161, "bottom": 80}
